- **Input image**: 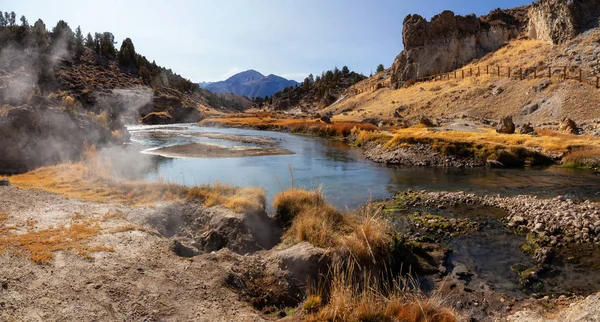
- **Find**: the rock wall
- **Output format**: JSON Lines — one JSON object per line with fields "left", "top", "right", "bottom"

{"left": 390, "top": 8, "right": 528, "bottom": 88}
{"left": 528, "top": 0, "right": 600, "bottom": 44}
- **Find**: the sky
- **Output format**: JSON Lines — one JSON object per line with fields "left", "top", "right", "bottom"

{"left": 3, "top": 0, "right": 531, "bottom": 82}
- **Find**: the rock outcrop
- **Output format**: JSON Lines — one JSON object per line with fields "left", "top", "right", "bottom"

{"left": 390, "top": 8, "right": 528, "bottom": 88}
{"left": 496, "top": 116, "right": 516, "bottom": 134}
{"left": 528, "top": 0, "right": 600, "bottom": 44}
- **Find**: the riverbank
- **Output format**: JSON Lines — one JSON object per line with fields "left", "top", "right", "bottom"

{"left": 3, "top": 155, "right": 600, "bottom": 320}
{"left": 200, "top": 114, "right": 600, "bottom": 171}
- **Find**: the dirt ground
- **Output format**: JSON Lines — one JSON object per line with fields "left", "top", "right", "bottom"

{"left": 0, "top": 186, "right": 276, "bottom": 322}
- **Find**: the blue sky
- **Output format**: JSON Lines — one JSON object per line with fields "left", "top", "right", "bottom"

{"left": 3, "top": 0, "right": 531, "bottom": 82}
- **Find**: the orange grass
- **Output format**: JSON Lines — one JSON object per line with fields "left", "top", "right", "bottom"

{"left": 9, "top": 164, "right": 266, "bottom": 213}
{"left": 305, "top": 264, "right": 457, "bottom": 322}
{"left": 273, "top": 188, "right": 393, "bottom": 263}
{"left": 201, "top": 116, "right": 378, "bottom": 138}
{"left": 0, "top": 214, "right": 114, "bottom": 264}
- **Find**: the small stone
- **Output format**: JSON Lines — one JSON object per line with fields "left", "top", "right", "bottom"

{"left": 0, "top": 178, "right": 10, "bottom": 186}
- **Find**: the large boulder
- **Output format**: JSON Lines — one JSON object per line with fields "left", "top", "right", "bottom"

{"left": 519, "top": 122, "right": 536, "bottom": 135}
{"left": 559, "top": 117, "right": 579, "bottom": 134}
{"left": 496, "top": 116, "right": 516, "bottom": 134}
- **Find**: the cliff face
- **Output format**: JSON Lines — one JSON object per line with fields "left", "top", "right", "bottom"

{"left": 528, "top": 0, "right": 600, "bottom": 44}
{"left": 390, "top": 8, "right": 528, "bottom": 88}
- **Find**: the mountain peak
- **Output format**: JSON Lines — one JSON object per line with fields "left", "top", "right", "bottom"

{"left": 200, "top": 70, "right": 298, "bottom": 98}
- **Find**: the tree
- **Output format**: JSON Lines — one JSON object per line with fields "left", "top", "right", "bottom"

{"left": 19, "top": 15, "right": 28, "bottom": 28}
{"left": 8, "top": 11, "right": 16, "bottom": 27}
{"left": 342, "top": 66, "right": 349, "bottom": 75}
{"left": 32, "top": 19, "right": 47, "bottom": 48}
{"left": 376, "top": 64, "right": 385, "bottom": 73}
{"left": 117, "top": 37, "right": 136, "bottom": 67}
{"left": 51, "top": 20, "right": 74, "bottom": 50}
{"left": 99, "top": 32, "right": 116, "bottom": 58}
{"left": 74, "top": 26, "right": 84, "bottom": 59}
{"left": 308, "top": 73, "right": 314, "bottom": 84}
{"left": 0, "top": 11, "right": 5, "bottom": 27}
{"left": 85, "top": 32, "right": 94, "bottom": 49}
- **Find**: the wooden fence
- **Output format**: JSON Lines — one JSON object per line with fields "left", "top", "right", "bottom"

{"left": 353, "top": 65, "right": 600, "bottom": 94}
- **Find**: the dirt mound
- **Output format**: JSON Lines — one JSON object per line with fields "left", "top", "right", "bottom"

{"left": 144, "top": 202, "right": 282, "bottom": 255}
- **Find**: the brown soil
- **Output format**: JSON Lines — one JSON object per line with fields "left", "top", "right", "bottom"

{"left": 147, "top": 143, "right": 294, "bottom": 158}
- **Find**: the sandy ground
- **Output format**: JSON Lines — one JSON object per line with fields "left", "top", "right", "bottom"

{"left": 0, "top": 186, "right": 272, "bottom": 322}
{"left": 146, "top": 142, "right": 294, "bottom": 158}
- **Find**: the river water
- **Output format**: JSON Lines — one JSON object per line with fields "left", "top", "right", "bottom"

{"left": 118, "top": 123, "right": 600, "bottom": 210}
{"left": 112, "top": 123, "right": 600, "bottom": 297}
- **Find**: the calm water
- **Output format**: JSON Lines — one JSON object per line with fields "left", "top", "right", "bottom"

{"left": 109, "top": 123, "right": 600, "bottom": 210}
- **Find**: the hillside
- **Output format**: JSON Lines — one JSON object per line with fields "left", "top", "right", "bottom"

{"left": 200, "top": 69, "right": 298, "bottom": 98}
{"left": 0, "top": 13, "right": 252, "bottom": 173}
{"left": 260, "top": 0, "right": 600, "bottom": 134}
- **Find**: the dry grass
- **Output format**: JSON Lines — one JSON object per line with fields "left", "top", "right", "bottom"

{"left": 562, "top": 148, "right": 600, "bottom": 170}
{"left": 9, "top": 146, "right": 266, "bottom": 213}
{"left": 0, "top": 213, "right": 114, "bottom": 264}
{"left": 273, "top": 188, "right": 393, "bottom": 263}
{"left": 305, "top": 264, "right": 457, "bottom": 322}
{"left": 201, "top": 115, "right": 377, "bottom": 138}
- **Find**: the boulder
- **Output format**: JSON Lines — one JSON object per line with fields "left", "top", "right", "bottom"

{"left": 0, "top": 178, "right": 10, "bottom": 186}
{"left": 496, "top": 116, "right": 516, "bottom": 134}
{"left": 531, "top": 80, "right": 551, "bottom": 92}
{"left": 519, "top": 123, "right": 536, "bottom": 135}
{"left": 320, "top": 115, "right": 332, "bottom": 124}
{"left": 559, "top": 117, "right": 579, "bottom": 134}
{"left": 419, "top": 116, "right": 436, "bottom": 127}
{"left": 266, "top": 242, "right": 330, "bottom": 291}
{"left": 394, "top": 106, "right": 408, "bottom": 118}
{"left": 520, "top": 103, "right": 539, "bottom": 115}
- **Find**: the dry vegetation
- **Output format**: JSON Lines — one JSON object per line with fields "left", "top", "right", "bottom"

{"left": 304, "top": 265, "right": 457, "bottom": 322}
{"left": 0, "top": 212, "right": 117, "bottom": 264}
{"left": 201, "top": 115, "right": 378, "bottom": 138}
{"left": 331, "top": 38, "right": 600, "bottom": 125}
{"left": 9, "top": 146, "right": 266, "bottom": 213}
{"left": 273, "top": 188, "right": 392, "bottom": 264}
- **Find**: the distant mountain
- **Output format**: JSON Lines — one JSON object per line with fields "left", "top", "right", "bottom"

{"left": 200, "top": 70, "right": 299, "bottom": 98}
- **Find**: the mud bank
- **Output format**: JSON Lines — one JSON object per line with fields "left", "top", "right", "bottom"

{"left": 144, "top": 142, "right": 294, "bottom": 158}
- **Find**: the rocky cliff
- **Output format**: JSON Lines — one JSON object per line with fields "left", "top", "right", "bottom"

{"left": 528, "top": 0, "right": 600, "bottom": 44}
{"left": 390, "top": 7, "right": 528, "bottom": 88}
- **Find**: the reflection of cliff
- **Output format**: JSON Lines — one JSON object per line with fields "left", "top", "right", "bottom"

{"left": 528, "top": 0, "right": 600, "bottom": 44}
{"left": 390, "top": 8, "right": 528, "bottom": 88}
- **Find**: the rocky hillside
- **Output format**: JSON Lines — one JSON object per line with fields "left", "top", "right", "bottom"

{"left": 266, "top": 66, "right": 366, "bottom": 112}
{"left": 0, "top": 13, "right": 252, "bottom": 173}
{"left": 200, "top": 69, "right": 298, "bottom": 98}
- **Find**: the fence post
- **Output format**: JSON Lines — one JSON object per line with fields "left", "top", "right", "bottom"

{"left": 564, "top": 66, "right": 567, "bottom": 80}
{"left": 487, "top": 65, "right": 489, "bottom": 75}
{"left": 462, "top": 70, "right": 464, "bottom": 79}
{"left": 478, "top": 66, "right": 480, "bottom": 76}
{"left": 469, "top": 68, "right": 472, "bottom": 77}
{"left": 534, "top": 69, "right": 537, "bottom": 79}
{"left": 508, "top": 66, "right": 511, "bottom": 78}
{"left": 549, "top": 67, "right": 551, "bottom": 78}
{"left": 579, "top": 69, "right": 582, "bottom": 82}
{"left": 454, "top": 70, "right": 457, "bottom": 79}
{"left": 497, "top": 65, "right": 500, "bottom": 77}
{"left": 520, "top": 68, "right": 523, "bottom": 80}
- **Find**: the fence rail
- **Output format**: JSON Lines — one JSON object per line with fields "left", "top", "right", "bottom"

{"left": 353, "top": 65, "right": 600, "bottom": 94}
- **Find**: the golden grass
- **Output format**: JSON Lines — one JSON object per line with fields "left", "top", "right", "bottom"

{"left": 9, "top": 145, "right": 266, "bottom": 213}
{"left": 0, "top": 214, "right": 114, "bottom": 264}
{"left": 354, "top": 126, "right": 600, "bottom": 157}
{"left": 201, "top": 116, "right": 378, "bottom": 138}
{"left": 305, "top": 264, "right": 457, "bottom": 322}
{"left": 273, "top": 188, "right": 393, "bottom": 263}
{"left": 562, "top": 148, "right": 600, "bottom": 170}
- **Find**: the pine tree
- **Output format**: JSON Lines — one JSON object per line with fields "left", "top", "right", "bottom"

{"left": 0, "top": 11, "right": 5, "bottom": 27}
{"left": 74, "top": 26, "right": 84, "bottom": 59}
{"left": 85, "top": 32, "right": 94, "bottom": 49}
{"left": 19, "top": 15, "right": 28, "bottom": 28}
{"left": 8, "top": 11, "right": 16, "bottom": 27}
{"left": 342, "top": 66, "right": 349, "bottom": 75}
{"left": 117, "top": 38, "right": 136, "bottom": 67}
{"left": 376, "top": 64, "right": 385, "bottom": 73}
